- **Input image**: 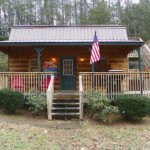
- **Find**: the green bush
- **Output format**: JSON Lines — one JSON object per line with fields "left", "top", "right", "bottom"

{"left": 86, "top": 91, "right": 118, "bottom": 122}
{"left": 26, "top": 95, "right": 47, "bottom": 114}
{"left": 115, "top": 94, "right": 150, "bottom": 120}
{"left": 0, "top": 88, "right": 24, "bottom": 113}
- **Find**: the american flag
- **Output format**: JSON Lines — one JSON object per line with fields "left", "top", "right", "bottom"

{"left": 90, "top": 32, "right": 100, "bottom": 64}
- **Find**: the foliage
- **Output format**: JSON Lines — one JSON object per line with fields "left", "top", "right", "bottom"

{"left": 0, "top": 88, "right": 24, "bottom": 113}
{"left": 88, "top": 1, "right": 110, "bottom": 24}
{"left": 115, "top": 94, "right": 150, "bottom": 121}
{"left": 26, "top": 95, "right": 47, "bottom": 114}
{"left": 0, "top": 52, "right": 8, "bottom": 71}
{"left": 86, "top": 90, "right": 118, "bottom": 122}
{"left": 118, "top": 0, "right": 150, "bottom": 40}
{"left": 0, "top": 35, "right": 8, "bottom": 41}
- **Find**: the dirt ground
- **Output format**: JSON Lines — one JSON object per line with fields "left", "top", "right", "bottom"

{"left": 0, "top": 110, "right": 150, "bottom": 150}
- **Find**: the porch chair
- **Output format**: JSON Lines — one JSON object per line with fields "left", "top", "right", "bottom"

{"left": 40, "top": 77, "right": 51, "bottom": 92}
{"left": 11, "top": 75, "right": 24, "bottom": 92}
{"left": 40, "top": 76, "right": 56, "bottom": 92}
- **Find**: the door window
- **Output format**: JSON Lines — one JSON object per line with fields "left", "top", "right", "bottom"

{"left": 63, "top": 59, "right": 73, "bottom": 76}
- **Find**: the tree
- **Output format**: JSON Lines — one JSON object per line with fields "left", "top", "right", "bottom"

{"left": 88, "top": 0, "right": 111, "bottom": 24}
{"left": 0, "top": 0, "right": 150, "bottom": 41}
{"left": 0, "top": 52, "right": 8, "bottom": 71}
{"left": 120, "top": 0, "right": 150, "bottom": 40}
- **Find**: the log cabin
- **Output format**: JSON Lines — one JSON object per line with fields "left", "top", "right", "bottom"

{"left": 0, "top": 25, "right": 144, "bottom": 90}
{"left": 0, "top": 25, "right": 149, "bottom": 119}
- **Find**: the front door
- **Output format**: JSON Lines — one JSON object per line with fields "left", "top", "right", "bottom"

{"left": 60, "top": 57, "right": 76, "bottom": 91}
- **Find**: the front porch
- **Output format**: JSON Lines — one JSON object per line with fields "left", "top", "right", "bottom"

{"left": 0, "top": 25, "right": 146, "bottom": 120}
{"left": 0, "top": 72, "right": 150, "bottom": 120}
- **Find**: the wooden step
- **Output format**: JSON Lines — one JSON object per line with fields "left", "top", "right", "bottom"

{"left": 54, "top": 93, "right": 79, "bottom": 100}
{"left": 52, "top": 103, "right": 79, "bottom": 105}
{"left": 50, "top": 92, "right": 80, "bottom": 119}
{"left": 52, "top": 107, "right": 79, "bottom": 110}
{"left": 51, "top": 113, "right": 80, "bottom": 115}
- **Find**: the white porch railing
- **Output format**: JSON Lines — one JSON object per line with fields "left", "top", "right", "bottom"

{"left": 79, "top": 75, "right": 83, "bottom": 119}
{"left": 0, "top": 72, "right": 54, "bottom": 97}
{"left": 46, "top": 75, "right": 54, "bottom": 120}
{"left": 80, "top": 72, "right": 150, "bottom": 99}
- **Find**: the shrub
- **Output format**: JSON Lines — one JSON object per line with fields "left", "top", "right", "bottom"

{"left": 0, "top": 88, "right": 24, "bottom": 113}
{"left": 86, "top": 91, "right": 118, "bottom": 122}
{"left": 115, "top": 94, "right": 150, "bottom": 120}
{"left": 26, "top": 95, "right": 47, "bottom": 114}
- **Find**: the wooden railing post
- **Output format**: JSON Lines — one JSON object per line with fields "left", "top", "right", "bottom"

{"left": 79, "top": 74, "right": 83, "bottom": 120}
{"left": 46, "top": 75, "right": 54, "bottom": 120}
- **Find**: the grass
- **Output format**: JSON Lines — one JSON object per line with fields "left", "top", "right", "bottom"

{"left": 0, "top": 112, "right": 150, "bottom": 150}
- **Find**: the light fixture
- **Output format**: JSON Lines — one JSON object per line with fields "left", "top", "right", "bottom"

{"left": 80, "top": 58, "right": 84, "bottom": 62}
{"left": 51, "top": 58, "right": 56, "bottom": 62}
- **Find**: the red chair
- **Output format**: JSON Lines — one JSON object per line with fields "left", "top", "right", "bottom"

{"left": 11, "top": 76, "right": 24, "bottom": 92}
{"left": 40, "top": 77, "right": 56, "bottom": 92}
{"left": 40, "top": 77, "right": 51, "bottom": 92}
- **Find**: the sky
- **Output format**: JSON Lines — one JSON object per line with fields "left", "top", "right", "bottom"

{"left": 106, "top": 0, "right": 140, "bottom": 4}
{"left": 133, "top": 0, "right": 139, "bottom": 3}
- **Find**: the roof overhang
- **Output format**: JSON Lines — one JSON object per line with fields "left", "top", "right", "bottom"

{"left": 0, "top": 41, "right": 144, "bottom": 47}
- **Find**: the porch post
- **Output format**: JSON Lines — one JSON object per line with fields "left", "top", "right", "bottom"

{"left": 88, "top": 47, "right": 95, "bottom": 90}
{"left": 137, "top": 47, "right": 143, "bottom": 96}
{"left": 36, "top": 48, "right": 42, "bottom": 92}
{"left": 92, "top": 63, "right": 95, "bottom": 89}
{"left": 36, "top": 48, "right": 42, "bottom": 72}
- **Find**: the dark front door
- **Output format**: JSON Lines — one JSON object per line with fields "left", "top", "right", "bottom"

{"left": 60, "top": 57, "right": 76, "bottom": 91}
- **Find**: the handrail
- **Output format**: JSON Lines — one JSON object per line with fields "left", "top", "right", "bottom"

{"left": 80, "top": 72, "right": 150, "bottom": 99}
{"left": 79, "top": 75, "right": 83, "bottom": 92}
{"left": 0, "top": 72, "right": 54, "bottom": 97}
{"left": 79, "top": 75, "right": 83, "bottom": 119}
{"left": 46, "top": 75, "right": 54, "bottom": 120}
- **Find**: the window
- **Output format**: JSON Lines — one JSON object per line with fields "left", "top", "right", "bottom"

{"left": 63, "top": 59, "right": 73, "bottom": 76}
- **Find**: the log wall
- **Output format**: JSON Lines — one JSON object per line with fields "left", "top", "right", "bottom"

{"left": 7, "top": 45, "right": 130, "bottom": 91}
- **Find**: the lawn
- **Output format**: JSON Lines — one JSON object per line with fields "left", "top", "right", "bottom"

{"left": 0, "top": 112, "right": 150, "bottom": 150}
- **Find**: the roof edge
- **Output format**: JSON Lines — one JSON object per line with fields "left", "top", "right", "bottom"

{"left": 12, "top": 24, "right": 126, "bottom": 29}
{"left": 0, "top": 41, "right": 144, "bottom": 47}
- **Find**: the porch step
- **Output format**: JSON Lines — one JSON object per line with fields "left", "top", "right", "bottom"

{"left": 51, "top": 113, "right": 80, "bottom": 115}
{"left": 52, "top": 103, "right": 79, "bottom": 105}
{"left": 51, "top": 98, "right": 80, "bottom": 119}
{"left": 52, "top": 107, "right": 79, "bottom": 110}
{"left": 54, "top": 93, "right": 79, "bottom": 100}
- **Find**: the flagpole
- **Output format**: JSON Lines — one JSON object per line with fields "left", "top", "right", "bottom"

{"left": 92, "top": 63, "right": 94, "bottom": 89}
{"left": 90, "top": 31, "right": 100, "bottom": 90}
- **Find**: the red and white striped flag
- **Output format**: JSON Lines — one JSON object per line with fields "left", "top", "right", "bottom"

{"left": 90, "top": 32, "right": 100, "bottom": 64}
